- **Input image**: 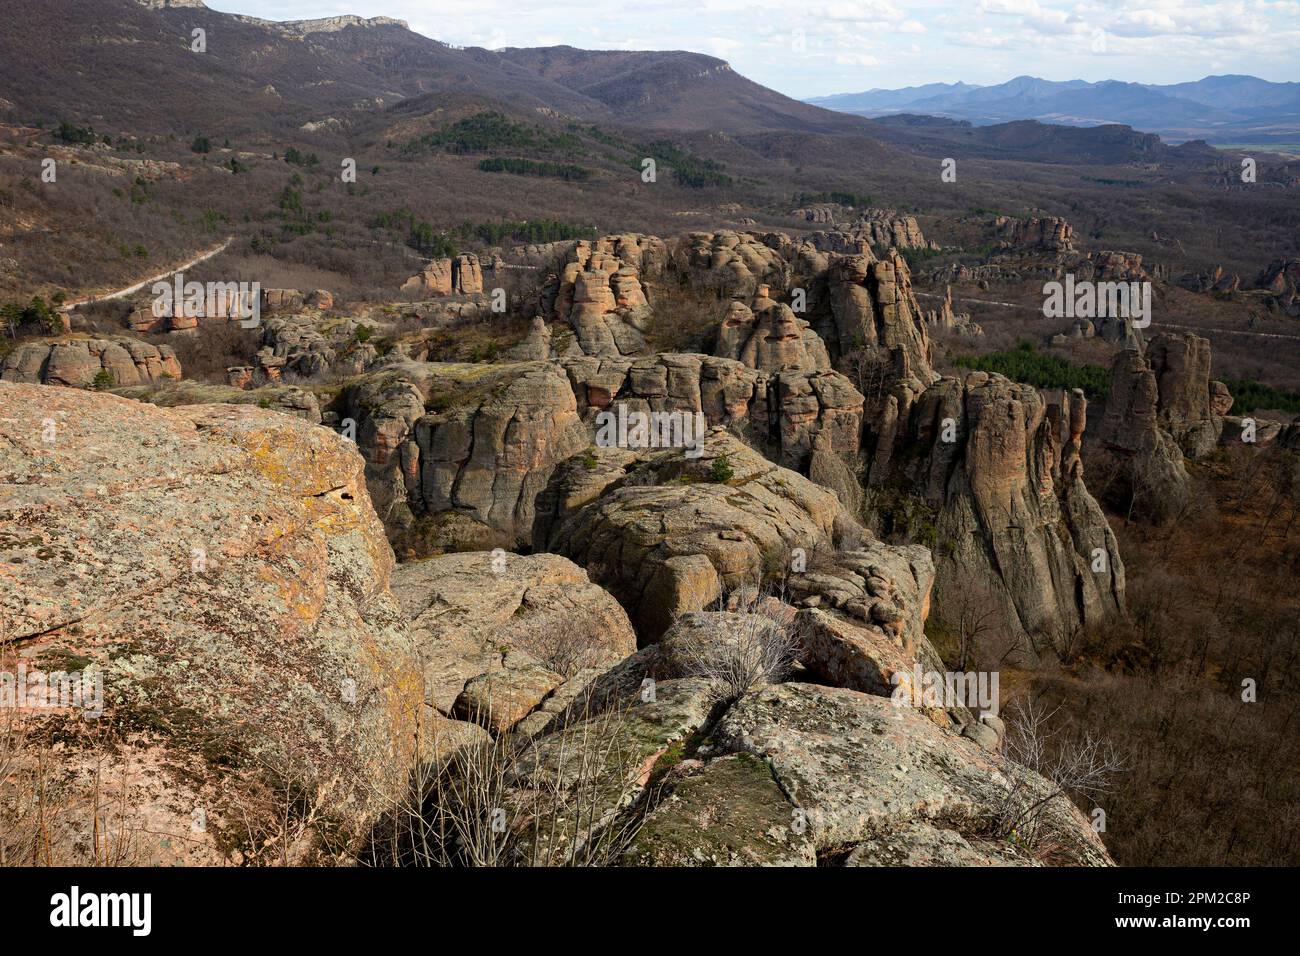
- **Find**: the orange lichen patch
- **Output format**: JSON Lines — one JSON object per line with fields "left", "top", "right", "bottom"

{"left": 1, "top": 383, "right": 423, "bottom": 864}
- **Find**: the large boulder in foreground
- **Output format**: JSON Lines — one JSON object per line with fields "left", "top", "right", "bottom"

{"left": 0, "top": 383, "right": 423, "bottom": 865}
{"left": 705, "top": 682, "right": 1111, "bottom": 865}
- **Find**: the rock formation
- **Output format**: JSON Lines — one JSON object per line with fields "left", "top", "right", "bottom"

{"left": 229, "top": 314, "right": 379, "bottom": 387}
{"left": 1089, "top": 250, "right": 1149, "bottom": 282}
{"left": 1094, "top": 332, "right": 1229, "bottom": 523}
{"left": 561, "top": 348, "right": 862, "bottom": 472}
{"left": 534, "top": 429, "right": 859, "bottom": 640}
{"left": 847, "top": 209, "right": 933, "bottom": 250}
{"left": 1146, "top": 333, "right": 1222, "bottom": 457}
{"left": 542, "top": 234, "right": 666, "bottom": 357}
{"left": 992, "top": 215, "right": 1074, "bottom": 253}
{"left": 341, "top": 360, "right": 589, "bottom": 556}
{"left": 923, "top": 285, "right": 983, "bottom": 338}
{"left": 686, "top": 230, "right": 789, "bottom": 297}
{"left": 401, "top": 254, "right": 486, "bottom": 298}
{"left": 1, "top": 336, "right": 181, "bottom": 387}
{"left": 1178, "top": 265, "right": 1242, "bottom": 296}
{"left": 1258, "top": 257, "right": 1300, "bottom": 316}
{"left": 0, "top": 383, "right": 424, "bottom": 865}
{"left": 1095, "top": 347, "right": 1191, "bottom": 525}
{"left": 390, "top": 552, "right": 637, "bottom": 730}
{"left": 714, "top": 285, "right": 831, "bottom": 373}
{"left": 863, "top": 371, "right": 1125, "bottom": 652}
{"left": 114, "top": 379, "right": 323, "bottom": 422}
{"left": 820, "top": 250, "right": 938, "bottom": 399}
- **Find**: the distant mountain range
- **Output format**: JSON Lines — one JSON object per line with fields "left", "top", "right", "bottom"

{"left": 0, "top": 0, "right": 1249, "bottom": 171}
{"left": 808, "top": 76, "right": 1300, "bottom": 147}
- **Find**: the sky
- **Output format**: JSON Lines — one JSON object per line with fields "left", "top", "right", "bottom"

{"left": 204, "top": 0, "right": 1300, "bottom": 99}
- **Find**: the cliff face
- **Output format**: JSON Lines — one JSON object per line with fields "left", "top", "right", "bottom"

{"left": 864, "top": 373, "right": 1125, "bottom": 652}
{"left": 793, "top": 241, "right": 1126, "bottom": 654}
{"left": 341, "top": 361, "right": 589, "bottom": 556}
{"left": 1094, "top": 332, "right": 1230, "bottom": 525}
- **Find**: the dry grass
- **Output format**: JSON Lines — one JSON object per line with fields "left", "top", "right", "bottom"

{"left": 364, "top": 700, "right": 654, "bottom": 867}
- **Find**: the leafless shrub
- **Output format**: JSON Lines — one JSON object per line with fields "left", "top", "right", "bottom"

{"left": 0, "top": 704, "right": 144, "bottom": 867}
{"left": 510, "top": 605, "right": 620, "bottom": 680}
{"left": 0, "top": 709, "right": 46, "bottom": 866}
{"left": 840, "top": 347, "right": 894, "bottom": 408}
{"left": 994, "top": 697, "right": 1125, "bottom": 847}
{"left": 939, "top": 567, "right": 1013, "bottom": 671}
{"left": 671, "top": 585, "right": 802, "bottom": 702}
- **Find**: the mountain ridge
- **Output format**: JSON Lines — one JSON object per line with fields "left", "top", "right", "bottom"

{"left": 809, "top": 74, "right": 1300, "bottom": 146}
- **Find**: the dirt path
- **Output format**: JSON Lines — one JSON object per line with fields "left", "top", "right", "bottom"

{"left": 57, "top": 237, "right": 234, "bottom": 312}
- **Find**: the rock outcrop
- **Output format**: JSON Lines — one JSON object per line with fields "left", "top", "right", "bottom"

{"left": 541, "top": 235, "right": 666, "bottom": 357}
{"left": 1145, "top": 333, "right": 1221, "bottom": 457}
{"left": 341, "top": 361, "right": 588, "bottom": 555}
{"left": 1095, "top": 347, "right": 1191, "bottom": 524}
{"left": 1178, "top": 265, "right": 1243, "bottom": 296}
{"left": 534, "top": 429, "right": 866, "bottom": 640}
{"left": 229, "top": 314, "right": 379, "bottom": 387}
{"left": 852, "top": 210, "right": 932, "bottom": 250}
{"left": 401, "top": 254, "right": 485, "bottom": 297}
{"left": 0, "top": 383, "right": 424, "bottom": 865}
{"left": 923, "top": 285, "right": 983, "bottom": 338}
{"left": 714, "top": 285, "right": 830, "bottom": 373}
{"left": 820, "top": 251, "right": 936, "bottom": 380}
{"left": 992, "top": 215, "right": 1074, "bottom": 253}
{"left": 702, "top": 682, "right": 1109, "bottom": 864}
{"left": 862, "top": 371, "right": 1125, "bottom": 654}
{"left": 561, "top": 348, "right": 862, "bottom": 473}
{"left": 1094, "top": 332, "right": 1228, "bottom": 523}
{"left": 1, "top": 336, "right": 182, "bottom": 387}
{"left": 1089, "top": 250, "right": 1149, "bottom": 282}
{"left": 686, "top": 231, "right": 789, "bottom": 297}
{"left": 389, "top": 552, "right": 637, "bottom": 726}
{"left": 1258, "top": 257, "right": 1300, "bottom": 316}
{"left": 112, "top": 380, "right": 323, "bottom": 423}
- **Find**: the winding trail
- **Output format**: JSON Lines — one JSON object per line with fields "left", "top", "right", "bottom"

{"left": 57, "top": 237, "right": 234, "bottom": 313}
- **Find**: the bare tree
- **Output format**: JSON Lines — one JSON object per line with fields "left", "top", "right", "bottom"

{"left": 994, "top": 697, "right": 1125, "bottom": 847}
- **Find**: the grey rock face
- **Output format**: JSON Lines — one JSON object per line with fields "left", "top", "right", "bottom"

{"left": 708, "top": 682, "right": 1110, "bottom": 865}
{"left": 864, "top": 371, "right": 1125, "bottom": 655}
{"left": 342, "top": 361, "right": 589, "bottom": 554}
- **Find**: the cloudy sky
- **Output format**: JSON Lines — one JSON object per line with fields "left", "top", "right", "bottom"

{"left": 205, "top": 0, "right": 1300, "bottom": 98}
